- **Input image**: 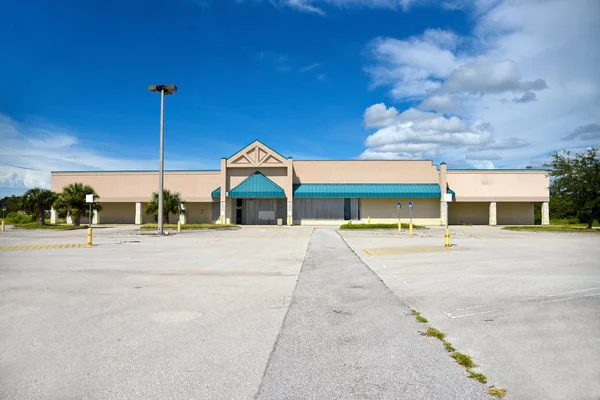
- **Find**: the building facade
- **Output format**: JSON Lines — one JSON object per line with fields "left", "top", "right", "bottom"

{"left": 50, "top": 140, "right": 550, "bottom": 226}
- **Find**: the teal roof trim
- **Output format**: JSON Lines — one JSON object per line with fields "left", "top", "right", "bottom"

{"left": 211, "top": 187, "right": 221, "bottom": 198}
{"left": 228, "top": 171, "right": 285, "bottom": 198}
{"left": 293, "top": 183, "right": 440, "bottom": 198}
{"left": 447, "top": 187, "right": 456, "bottom": 201}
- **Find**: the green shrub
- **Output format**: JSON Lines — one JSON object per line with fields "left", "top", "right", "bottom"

{"left": 425, "top": 327, "right": 446, "bottom": 340}
{"left": 450, "top": 352, "right": 476, "bottom": 368}
{"left": 5, "top": 212, "right": 35, "bottom": 224}
{"left": 340, "top": 222, "right": 426, "bottom": 230}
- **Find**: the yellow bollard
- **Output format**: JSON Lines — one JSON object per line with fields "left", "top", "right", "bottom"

{"left": 368, "top": 216, "right": 370, "bottom": 224}
{"left": 1, "top": 220, "right": 4, "bottom": 232}
{"left": 409, "top": 223, "right": 413, "bottom": 237}
{"left": 87, "top": 227, "right": 92, "bottom": 246}
{"left": 178, "top": 221, "right": 181, "bottom": 232}
{"left": 398, "top": 221, "right": 401, "bottom": 232}
{"left": 445, "top": 228, "right": 450, "bottom": 248}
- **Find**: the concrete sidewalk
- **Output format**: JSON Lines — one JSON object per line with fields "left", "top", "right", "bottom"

{"left": 256, "top": 229, "right": 490, "bottom": 400}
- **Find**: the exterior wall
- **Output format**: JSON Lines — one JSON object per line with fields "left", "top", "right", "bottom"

{"left": 361, "top": 198, "right": 440, "bottom": 225}
{"left": 51, "top": 171, "right": 220, "bottom": 202}
{"left": 447, "top": 170, "right": 549, "bottom": 202}
{"left": 187, "top": 202, "right": 212, "bottom": 224}
{"left": 292, "top": 160, "right": 439, "bottom": 184}
{"left": 448, "top": 202, "right": 489, "bottom": 225}
{"left": 100, "top": 202, "right": 135, "bottom": 224}
{"left": 497, "top": 202, "right": 534, "bottom": 225}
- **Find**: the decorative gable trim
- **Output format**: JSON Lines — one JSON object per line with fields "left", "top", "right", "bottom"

{"left": 227, "top": 140, "right": 286, "bottom": 168}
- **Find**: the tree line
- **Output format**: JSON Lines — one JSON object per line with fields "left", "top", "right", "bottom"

{"left": 545, "top": 148, "right": 600, "bottom": 228}
{"left": 2, "top": 185, "right": 183, "bottom": 226}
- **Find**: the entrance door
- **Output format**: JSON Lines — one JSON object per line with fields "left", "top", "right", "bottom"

{"left": 344, "top": 198, "right": 352, "bottom": 220}
{"left": 235, "top": 198, "right": 243, "bottom": 224}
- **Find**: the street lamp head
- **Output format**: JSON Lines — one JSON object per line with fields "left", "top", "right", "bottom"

{"left": 148, "top": 84, "right": 178, "bottom": 94}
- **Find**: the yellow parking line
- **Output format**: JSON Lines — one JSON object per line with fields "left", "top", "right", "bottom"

{"left": 44, "top": 244, "right": 51, "bottom": 249}
{"left": 77, "top": 244, "right": 81, "bottom": 248}
{"left": 0, "top": 246, "right": 5, "bottom": 251}
{"left": 8, "top": 246, "right": 16, "bottom": 251}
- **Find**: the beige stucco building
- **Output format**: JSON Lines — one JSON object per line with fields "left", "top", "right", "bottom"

{"left": 50, "top": 140, "right": 550, "bottom": 226}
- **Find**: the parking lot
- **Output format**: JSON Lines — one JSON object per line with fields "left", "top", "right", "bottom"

{"left": 1, "top": 225, "right": 599, "bottom": 399}
{"left": 340, "top": 226, "right": 600, "bottom": 400}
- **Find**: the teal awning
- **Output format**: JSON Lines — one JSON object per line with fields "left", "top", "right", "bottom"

{"left": 293, "top": 183, "right": 441, "bottom": 198}
{"left": 228, "top": 171, "right": 285, "bottom": 198}
{"left": 211, "top": 187, "right": 221, "bottom": 198}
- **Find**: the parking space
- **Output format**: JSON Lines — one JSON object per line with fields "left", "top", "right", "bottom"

{"left": 340, "top": 226, "right": 600, "bottom": 400}
{"left": 0, "top": 226, "right": 312, "bottom": 400}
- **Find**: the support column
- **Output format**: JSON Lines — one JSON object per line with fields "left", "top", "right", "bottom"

{"left": 179, "top": 211, "right": 187, "bottom": 225}
{"left": 489, "top": 201, "right": 497, "bottom": 226}
{"left": 220, "top": 158, "right": 227, "bottom": 224}
{"left": 541, "top": 201, "right": 550, "bottom": 225}
{"left": 440, "top": 201, "right": 448, "bottom": 227}
{"left": 66, "top": 213, "right": 72, "bottom": 225}
{"left": 135, "top": 202, "right": 142, "bottom": 225}
{"left": 439, "top": 161, "right": 448, "bottom": 226}
{"left": 92, "top": 210, "right": 99, "bottom": 225}
{"left": 286, "top": 157, "right": 294, "bottom": 226}
{"left": 50, "top": 207, "right": 58, "bottom": 224}
{"left": 287, "top": 200, "right": 293, "bottom": 226}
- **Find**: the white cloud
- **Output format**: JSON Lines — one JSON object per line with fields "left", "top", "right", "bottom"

{"left": 360, "top": 0, "right": 600, "bottom": 168}
{"left": 563, "top": 123, "right": 600, "bottom": 141}
{"left": 419, "top": 95, "right": 461, "bottom": 113}
{"left": 0, "top": 114, "right": 202, "bottom": 196}
{"left": 512, "top": 91, "right": 536, "bottom": 104}
{"left": 252, "top": 0, "right": 422, "bottom": 15}
{"left": 440, "top": 57, "right": 547, "bottom": 95}
{"left": 365, "top": 30, "right": 462, "bottom": 98}
{"left": 300, "top": 63, "right": 321, "bottom": 72}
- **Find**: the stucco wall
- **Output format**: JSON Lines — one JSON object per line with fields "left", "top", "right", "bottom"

{"left": 186, "top": 202, "right": 212, "bottom": 224}
{"left": 497, "top": 202, "right": 534, "bottom": 225}
{"left": 100, "top": 202, "right": 135, "bottom": 224}
{"left": 51, "top": 171, "right": 221, "bottom": 202}
{"left": 292, "top": 160, "right": 439, "bottom": 184}
{"left": 361, "top": 198, "right": 440, "bottom": 225}
{"left": 448, "top": 202, "right": 489, "bottom": 225}
{"left": 447, "top": 171, "right": 549, "bottom": 202}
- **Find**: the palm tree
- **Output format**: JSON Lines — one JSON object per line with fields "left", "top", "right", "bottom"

{"left": 54, "top": 183, "right": 103, "bottom": 226}
{"left": 22, "top": 188, "right": 57, "bottom": 225}
{"left": 144, "top": 189, "right": 183, "bottom": 224}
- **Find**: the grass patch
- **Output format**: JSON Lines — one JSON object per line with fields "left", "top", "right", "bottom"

{"left": 13, "top": 222, "right": 88, "bottom": 230}
{"left": 488, "top": 387, "right": 507, "bottom": 397}
{"left": 443, "top": 341, "right": 455, "bottom": 352}
{"left": 340, "top": 222, "right": 426, "bottom": 230}
{"left": 139, "top": 223, "right": 238, "bottom": 230}
{"left": 467, "top": 370, "right": 487, "bottom": 384}
{"left": 425, "top": 327, "right": 446, "bottom": 340}
{"left": 504, "top": 225, "right": 600, "bottom": 233}
{"left": 412, "top": 310, "right": 429, "bottom": 323}
{"left": 450, "top": 352, "right": 476, "bottom": 368}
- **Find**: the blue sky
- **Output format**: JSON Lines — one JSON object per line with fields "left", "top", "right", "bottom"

{"left": 1, "top": 0, "right": 599, "bottom": 197}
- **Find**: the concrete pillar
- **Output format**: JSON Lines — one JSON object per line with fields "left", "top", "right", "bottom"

{"left": 489, "top": 201, "right": 497, "bottom": 226}
{"left": 92, "top": 210, "right": 99, "bottom": 225}
{"left": 179, "top": 211, "right": 187, "bottom": 225}
{"left": 439, "top": 161, "right": 447, "bottom": 226}
{"left": 50, "top": 207, "right": 58, "bottom": 224}
{"left": 440, "top": 201, "right": 448, "bottom": 226}
{"left": 135, "top": 202, "right": 142, "bottom": 225}
{"left": 287, "top": 200, "right": 294, "bottom": 226}
{"left": 220, "top": 158, "right": 227, "bottom": 224}
{"left": 286, "top": 157, "right": 294, "bottom": 226}
{"left": 542, "top": 201, "right": 550, "bottom": 225}
{"left": 66, "top": 213, "right": 72, "bottom": 225}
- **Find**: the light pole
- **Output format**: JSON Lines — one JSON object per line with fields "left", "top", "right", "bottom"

{"left": 148, "top": 84, "right": 177, "bottom": 235}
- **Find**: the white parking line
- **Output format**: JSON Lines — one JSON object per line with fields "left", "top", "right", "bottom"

{"left": 541, "top": 292, "right": 600, "bottom": 304}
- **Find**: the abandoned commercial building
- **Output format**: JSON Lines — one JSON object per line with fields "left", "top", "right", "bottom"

{"left": 50, "top": 140, "right": 550, "bottom": 226}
